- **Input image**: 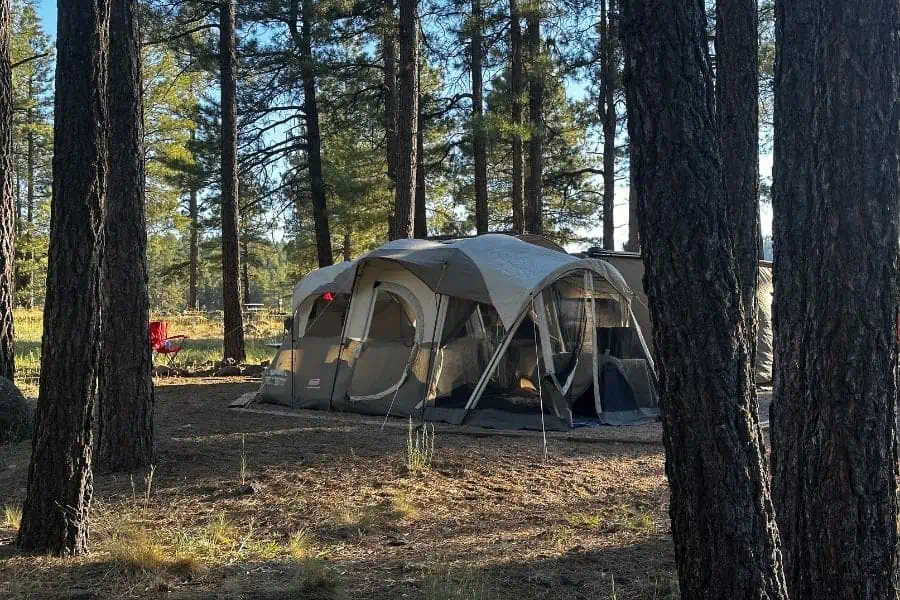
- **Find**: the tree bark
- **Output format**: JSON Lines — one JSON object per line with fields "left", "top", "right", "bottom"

{"left": 188, "top": 186, "right": 199, "bottom": 310}
{"left": 240, "top": 233, "right": 250, "bottom": 303}
{"left": 97, "top": 0, "right": 154, "bottom": 474}
{"left": 716, "top": 0, "right": 759, "bottom": 342}
{"left": 391, "top": 0, "right": 417, "bottom": 240}
{"left": 0, "top": 0, "right": 13, "bottom": 381}
{"left": 342, "top": 227, "right": 352, "bottom": 261}
{"left": 414, "top": 70, "right": 427, "bottom": 238}
{"left": 16, "top": 0, "right": 109, "bottom": 555}
{"left": 600, "top": 0, "right": 615, "bottom": 250}
{"left": 623, "top": 173, "right": 639, "bottom": 252}
{"left": 770, "top": 0, "right": 900, "bottom": 597}
{"left": 471, "top": 0, "right": 488, "bottom": 235}
{"left": 292, "top": 0, "right": 333, "bottom": 268}
{"left": 769, "top": 11, "right": 815, "bottom": 591}
{"left": 509, "top": 0, "right": 524, "bottom": 234}
{"left": 524, "top": 0, "right": 543, "bottom": 235}
{"left": 383, "top": 0, "right": 397, "bottom": 202}
{"left": 26, "top": 76, "right": 34, "bottom": 225}
{"left": 620, "top": 1, "right": 789, "bottom": 598}
{"left": 219, "top": 0, "right": 245, "bottom": 361}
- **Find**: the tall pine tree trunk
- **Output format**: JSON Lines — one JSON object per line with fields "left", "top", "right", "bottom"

{"left": 716, "top": 0, "right": 759, "bottom": 341}
{"left": 770, "top": 0, "right": 900, "bottom": 597}
{"left": 0, "top": 0, "right": 13, "bottom": 381}
{"left": 188, "top": 186, "right": 199, "bottom": 310}
{"left": 524, "top": 0, "right": 543, "bottom": 235}
{"left": 97, "top": 0, "right": 153, "bottom": 474}
{"left": 391, "top": 0, "right": 417, "bottom": 240}
{"left": 16, "top": 0, "right": 109, "bottom": 555}
{"left": 621, "top": 0, "right": 789, "bottom": 597}
{"left": 219, "top": 0, "right": 245, "bottom": 361}
{"left": 383, "top": 0, "right": 397, "bottom": 204}
{"left": 623, "top": 175, "right": 639, "bottom": 251}
{"left": 471, "top": 0, "right": 488, "bottom": 235}
{"left": 414, "top": 71, "right": 427, "bottom": 238}
{"left": 342, "top": 228, "right": 352, "bottom": 261}
{"left": 240, "top": 234, "right": 250, "bottom": 303}
{"left": 600, "top": 0, "right": 616, "bottom": 250}
{"left": 292, "top": 0, "right": 332, "bottom": 267}
{"left": 509, "top": 0, "right": 524, "bottom": 234}
{"left": 21, "top": 80, "right": 35, "bottom": 307}
{"left": 26, "top": 77, "right": 34, "bottom": 225}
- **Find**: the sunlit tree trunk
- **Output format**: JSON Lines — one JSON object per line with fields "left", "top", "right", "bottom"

{"left": 383, "top": 0, "right": 397, "bottom": 236}
{"left": 219, "top": 0, "right": 245, "bottom": 361}
{"left": 188, "top": 186, "right": 199, "bottom": 310}
{"left": 342, "top": 228, "right": 352, "bottom": 261}
{"left": 471, "top": 0, "right": 488, "bottom": 234}
{"left": 391, "top": 0, "right": 417, "bottom": 239}
{"left": 414, "top": 70, "right": 427, "bottom": 238}
{"left": 291, "top": 0, "right": 333, "bottom": 267}
{"left": 0, "top": 0, "right": 13, "bottom": 380}
{"left": 509, "top": 0, "right": 524, "bottom": 234}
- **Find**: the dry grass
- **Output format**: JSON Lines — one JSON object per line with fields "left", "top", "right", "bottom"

{"left": 425, "top": 569, "right": 494, "bottom": 600}
{"left": 102, "top": 525, "right": 204, "bottom": 578}
{"left": 407, "top": 418, "right": 435, "bottom": 472}
{"left": 2, "top": 504, "right": 20, "bottom": 529}
{"left": 0, "top": 379, "right": 675, "bottom": 599}
{"left": 11, "top": 309, "right": 283, "bottom": 394}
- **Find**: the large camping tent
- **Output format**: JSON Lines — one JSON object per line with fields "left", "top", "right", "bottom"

{"left": 254, "top": 235, "right": 660, "bottom": 430}
{"left": 584, "top": 250, "right": 774, "bottom": 385}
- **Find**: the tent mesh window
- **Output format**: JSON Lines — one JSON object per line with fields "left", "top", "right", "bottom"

{"left": 348, "top": 287, "right": 420, "bottom": 401}
{"left": 430, "top": 301, "right": 501, "bottom": 408}
{"left": 477, "top": 308, "right": 553, "bottom": 414}
{"left": 303, "top": 293, "right": 350, "bottom": 338}
{"left": 366, "top": 289, "right": 417, "bottom": 345}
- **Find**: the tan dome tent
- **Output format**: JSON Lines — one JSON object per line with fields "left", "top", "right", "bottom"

{"left": 584, "top": 250, "right": 774, "bottom": 386}
{"left": 254, "top": 235, "right": 660, "bottom": 430}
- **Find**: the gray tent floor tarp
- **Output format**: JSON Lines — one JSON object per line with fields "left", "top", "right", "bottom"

{"left": 231, "top": 389, "right": 773, "bottom": 442}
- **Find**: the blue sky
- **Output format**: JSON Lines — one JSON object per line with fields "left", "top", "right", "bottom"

{"left": 27, "top": 0, "right": 772, "bottom": 249}
{"left": 36, "top": 1, "right": 55, "bottom": 38}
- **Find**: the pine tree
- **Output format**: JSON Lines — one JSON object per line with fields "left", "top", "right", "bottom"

{"left": 770, "top": 0, "right": 900, "bottom": 596}
{"left": 621, "top": 0, "right": 789, "bottom": 596}
{"left": 470, "top": 0, "right": 487, "bottom": 234}
{"left": 97, "top": 0, "right": 154, "bottom": 474}
{"left": 17, "top": 0, "right": 109, "bottom": 555}
{"left": 524, "top": 0, "right": 542, "bottom": 234}
{"left": 219, "top": 0, "right": 246, "bottom": 361}
{"left": 391, "top": 0, "right": 417, "bottom": 239}
{"left": 0, "top": 0, "right": 13, "bottom": 380}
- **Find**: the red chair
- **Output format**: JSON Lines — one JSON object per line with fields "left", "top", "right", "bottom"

{"left": 149, "top": 321, "right": 187, "bottom": 367}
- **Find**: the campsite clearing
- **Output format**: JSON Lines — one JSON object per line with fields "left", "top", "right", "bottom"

{"left": 0, "top": 377, "right": 677, "bottom": 599}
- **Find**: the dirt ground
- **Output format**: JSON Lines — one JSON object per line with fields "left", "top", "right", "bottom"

{"left": 0, "top": 378, "right": 676, "bottom": 599}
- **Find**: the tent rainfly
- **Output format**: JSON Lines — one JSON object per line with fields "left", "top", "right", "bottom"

{"left": 253, "top": 234, "right": 660, "bottom": 430}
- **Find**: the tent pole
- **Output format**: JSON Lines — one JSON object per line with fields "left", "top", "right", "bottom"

{"left": 327, "top": 265, "right": 362, "bottom": 411}
{"left": 587, "top": 271, "right": 601, "bottom": 415}
{"left": 419, "top": 263, "right": 449, "bottom": 419}
{"left": 630, "top": 305, "right": 657, "bottom": 378}
{"left": 463, "top": 298, "right": 532, "bottom": 412}
{"left": 531, "top": 296, "right": 549, "bottom": 463}
{"left": 419, "top": 292, "right": 447, "bottom": 417}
